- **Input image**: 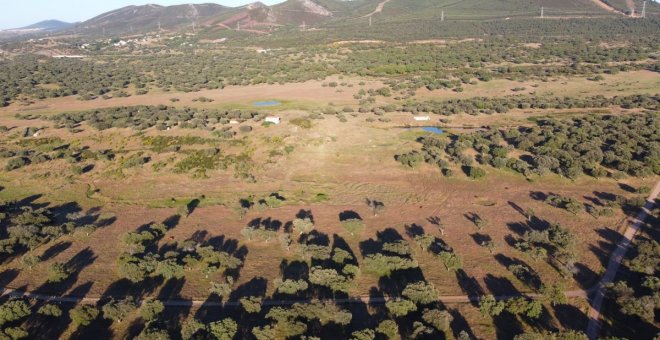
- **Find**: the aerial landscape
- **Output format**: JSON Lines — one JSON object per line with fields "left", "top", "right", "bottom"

{"left": 0, "top": 0, "right": 658, "bottom": 339}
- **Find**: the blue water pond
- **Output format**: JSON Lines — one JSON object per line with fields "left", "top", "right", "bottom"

{"left": 253, "top": 101, "right": 282, "bottom": 107}
{"left": 420, "top": 126, "right": 444, "bottom": 134}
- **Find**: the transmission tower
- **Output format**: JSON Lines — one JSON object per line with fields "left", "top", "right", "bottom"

{"left": 641, "top": 1, "right": 647, "bottom": 18}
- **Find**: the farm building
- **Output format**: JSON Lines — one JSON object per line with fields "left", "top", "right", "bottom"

{"left": 265, "top": 116, "right": 281, "bottom": 124}
{"left": 414, "top": 116, "right": 431, "bottom": 121}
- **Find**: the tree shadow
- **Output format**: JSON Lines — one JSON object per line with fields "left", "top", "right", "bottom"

{"left": 34, "top": 248, "right": 97, "bottom": 296}
{"left": 455, "top": 269, "right": 484, "bottom": 306}
{"left": 617, "top": 183, "right": 636, "bottom": 193}
{"left": 279, "top": 260, "right": 310, "bottom": 281}
{"left": 70, "top": 305, "right": 112, "bottom": 340}
{"left": 494, "top": 254, "right": 542, "bottom": 291}
{"left": 573, "top": 262, "right": 599, "bottom": 290}
{"left": 359, "top": 228, "right": 404, "bottom": 256}
{"left": 49, "top": 201, "right": 83, "bottom": 222}
{"left": 0, "top": 269, "right": 19, "bottom": 287}
{"left": 301, "top": 230, "right": 330, "bottom": 247}
{"left": 125, "top": 319, "right": 145, "bottom": 340}
{"left": 484, "top": 274, "right": 520, "bottom": 296}
{"left": 186, "top": 199, "right": 200, "bottom": 216}
{"left": 404, "top": 223, "right": 425, "bottom": 238}
{"left": 339, "top": 210, "right": 362, "bottom": 221}
{"left": 450, "top": 309, "right": 476, "bottom": 340}
{"left": 66, "top": 281, "right": 94, "bottom": 299}
{"left": 493, "top": 312, "right": 524, "bottom": 339}
{"left": 25, "top": 300, "right": 74, "bottom": 340}
{"left": 332, "top": 234, "right": 359, "bottom": 265}
{"left": 247, "top": 217, "right": 282, "bottom": 232}
{"left": 529, "top": 191, "right": 548, "bottom": 201}
{"left": 296, "top": 209, "right": 314, "bottom": 223}
{"left": 507, "top": 201, "right": 526, "bottom": 218}
{"left": 229, "top": 277, "right": 268, "bottom": 300}
{"left": 162, "top": 214, "right": 181, "bottom": 230}
{"left": 471, "top": 233, "right": 492, "bottom": 246}
{"left": 463, "top": 212, "right": 481, "bottom": 226}
{"left": 593, "top": 191, "right": 618, "bottom": 203}
{"left": 553, "top": 303, "right": 588, "bottom": 330}
{"left": 81, "top": 164, "right": 94, "bottom": 173}
{"left": 583, "top": 195, "right": 605, "bottom": 207}
{"left": 40, "top": 241, "right": 72, "bottom": 261}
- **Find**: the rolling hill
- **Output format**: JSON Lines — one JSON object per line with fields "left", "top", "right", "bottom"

{"left": 71, "top": 3, "right": 232, "bottom": 36}
{"left": 20, "top": 20, "right": 74, "bottom": 31}
{"left": 0, "top": 20, "right": 74, "bottom": 40}
{"left": 11, "top": 0, "right": 658, "bottom": 39}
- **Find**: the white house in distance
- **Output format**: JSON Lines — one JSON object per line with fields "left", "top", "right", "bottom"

{"left": 265, "top": 116, "right": 281, "bottom": 124}
{"left": 414, "top": 116, "right": 431, "bottom": 121}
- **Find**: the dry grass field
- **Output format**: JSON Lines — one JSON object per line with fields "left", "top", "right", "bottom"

{"left": 0, "top": 68, "right": 657, "bottom": 339}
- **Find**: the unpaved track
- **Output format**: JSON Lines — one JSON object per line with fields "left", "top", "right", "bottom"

{"left": 586, "top": 180, "right": 660, "bottom": 340}
{"left": 0, "top": 285, "right": 589, "bottom": 307}
{"left": 587, "top": 0, "right": 628, "bottom": 15}
{"left": 361, "top": 0, "right": 392, "bottom": 18}
{"left": 626, "top": 0, "right": 636, "bottom": 16}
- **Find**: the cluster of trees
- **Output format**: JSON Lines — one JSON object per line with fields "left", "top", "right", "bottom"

{"left": 0, "top": 48, "right": 333, "bottom": 105}
{"left": 479, "top": 294, "right": 544, "bottom": 320}
{"left": 607, "top": 239, "right": 659, "bottom": 323}
{"left": 38, "top": 105, "right": 261, "bottom": 132}
{"left": 0, "top": 202, "right": 97, "bottom": 257}
{"left": 2, "top": 31, "right": 658, "bottom": 106}
{"left": 263, "top": 15, "right": 659, "bottom": 46}
{"left": 1, "top": 136, "right": 113, "bottom": 174}
{"left": 397, "top": 94, "right": 659, "bottom": 116}
{"left": 395, "top": 134, "right": 484, "bottom": 180}
{"left": 334, "top": 37, "right": 656, "bottom": 91}
{"left": 362, "top": 239, "right": 419, "bottom": 277}
{"left": 513, "top": 223, "right": 577, "bottom": 277}
{"left": 397, "top": 113, "right": 659, "bottom": 179}
{"left": 117, "top": 221, "right": 243, "bottom": 283}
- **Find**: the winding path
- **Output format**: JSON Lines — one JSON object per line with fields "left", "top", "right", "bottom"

{"left": 361, "top": 0, "right": 392, "bottom": 18}
{"left": 586, "top": 180, "right": 660, "bottom": 339}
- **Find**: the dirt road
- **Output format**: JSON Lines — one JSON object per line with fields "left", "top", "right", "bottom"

{"left": 361, "top": 0, "right": 392, "bottom": 18}
{"left": 585, "top": 180, "right": 660, "bottom": 339}
{"left": 0, "top": 285, "right": 589, "bottom": 307}
{"left": 587, "top": 0, "right": 627, "bottom": 15}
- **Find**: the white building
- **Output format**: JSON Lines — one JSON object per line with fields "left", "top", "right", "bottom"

{"left": 265, "top": 116, "right": 281, "bottom": 124}
{"left": 414, "top": 116, "right": 431, "bottom": 121}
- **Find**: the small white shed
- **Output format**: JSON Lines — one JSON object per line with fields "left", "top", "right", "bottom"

{"left": 414, "top": 116, "right": 431, "bottom": 121}
{"left": 265, "top": 116, "right": 281, "bottom": 125}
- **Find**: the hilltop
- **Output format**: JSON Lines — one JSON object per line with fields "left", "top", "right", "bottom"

{"left": 39, "top": 0, "right": 660, "bottom": 38}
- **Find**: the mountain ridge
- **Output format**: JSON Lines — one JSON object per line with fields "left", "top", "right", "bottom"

{"left": 5, "top": 0, "right": 660, "bottom": 39}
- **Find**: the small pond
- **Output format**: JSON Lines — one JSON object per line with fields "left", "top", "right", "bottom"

{"left": 420, "top": 126, "right": 444, "bottom": 134}
{"left": 398, "top": 126, "right": 444, "bottom": 134}
{"left": 253, "top": 101, "right": 282, "bottom": 107}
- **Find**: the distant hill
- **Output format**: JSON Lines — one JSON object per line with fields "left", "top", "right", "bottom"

{"left": 21, "top": 20, "right": 74, "bottom": 31}
{"left": 71, "top": 3, "right": 232, "bottom": 36}
{"left": 14, "top": 0, "right": 657, "bottom": 39}
{"left": 0, "top": 19, "right": 73, "bottom": 40}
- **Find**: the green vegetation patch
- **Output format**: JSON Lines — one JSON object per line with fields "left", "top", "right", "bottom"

{"left": 142, "top": 135, "right": 216, "bottom": 153}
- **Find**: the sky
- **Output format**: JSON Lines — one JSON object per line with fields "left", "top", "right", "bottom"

{"left": 1, "top": 0, "right": 284, "bottom": 30}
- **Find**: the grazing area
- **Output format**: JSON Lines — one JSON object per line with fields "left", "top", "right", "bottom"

{"left": 0, "top": 0, "right": 658, "bottom": 339}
